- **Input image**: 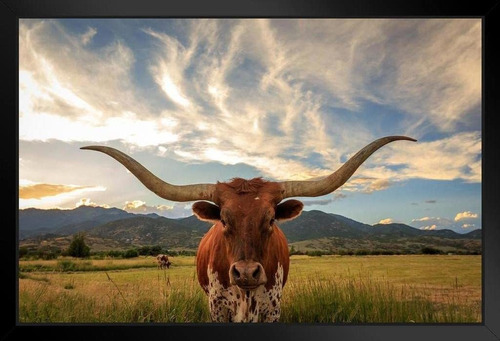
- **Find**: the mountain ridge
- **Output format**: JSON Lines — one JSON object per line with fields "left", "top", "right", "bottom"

{"left": 19, "top": 206, "right": 481, "bottom": 254}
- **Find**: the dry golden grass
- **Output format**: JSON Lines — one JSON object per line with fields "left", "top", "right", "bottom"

{"left": 19, "top": 255, "right": 481, "bottom": 323}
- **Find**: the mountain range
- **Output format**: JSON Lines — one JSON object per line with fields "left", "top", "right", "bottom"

{"left": 19, "top": 206, "right": 481, "bottom": 254}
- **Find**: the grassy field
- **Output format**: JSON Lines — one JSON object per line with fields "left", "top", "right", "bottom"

{"left": 18, "top": 255, "right": 481, "bottom": 323}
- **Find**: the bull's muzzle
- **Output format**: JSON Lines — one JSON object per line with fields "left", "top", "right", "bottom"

{"left": 229, "top": 260, "right": 267, "bottom": 290}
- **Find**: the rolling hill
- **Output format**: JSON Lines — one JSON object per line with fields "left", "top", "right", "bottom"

{"left": 18, "top": 207, "right": 481, "bottom": 254}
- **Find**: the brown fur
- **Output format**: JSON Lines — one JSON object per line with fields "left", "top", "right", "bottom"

{"left": 221, "top": 177, "right": 267, "bottom": 194}
{"left": 196, "top": 179, "right": 297, "bottom": 292}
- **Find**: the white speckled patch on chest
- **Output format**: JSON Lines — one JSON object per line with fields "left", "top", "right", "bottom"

{"left": 205, "top": 264, "right": 284, "bottom": 322}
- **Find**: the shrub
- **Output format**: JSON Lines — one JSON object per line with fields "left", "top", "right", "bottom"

{"left": 338, "top": 250, "right": 354, "bottom": 256}
{"left": 379, "top": 250, "right": 395, "bottom": 255}
{"left": 354, "top": 249, "right": 369, "bottom": 256}
{"left": 123, "top": 249, "right": 139, "bottom": 258}
{"left": 64, "top": 283, "right": 75, "bottom": 290}
{"left": 19, "top": 247, "right": 29, "bottom": 258}
{"left": 106, "top": 250, "right": 123, "bottom": 258}
{"left": 421, "top": 247, "right": 443, "bottom": 255}
{"left": 37, "top": 248, "right": 60, "bottom": 260}
{"left": 57, "top": 260, "right": 76, "bottom": 272}
{"left": 306, "top": 250, "right": 326, "bottom": 257}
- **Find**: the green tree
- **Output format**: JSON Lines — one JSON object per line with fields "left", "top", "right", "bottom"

{"left": 138, "top": 245, "right": 151, "bottom": 256}
{"left": 67, "top": 233, "right": 90, "bottom": 258}
{"left": 151, "top": 245, "right": 162, "bottom": 256}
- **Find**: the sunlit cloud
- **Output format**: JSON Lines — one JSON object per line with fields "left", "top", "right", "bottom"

{"left": 19, "top": 112, "right": 179, "bottom": 147}
{"left": 76, "top": 197, "right": 109, "bottom": 208}
{"left": 19, "top": 180, "right": 106, "bottom": 209}
{"left": 411, "top": 216, "right": 453, "bottom": 230}
{"left": 410, "top": 212, "right": 480, "bottom": 233}
{"left": 372, "top": 132, "right": 481, "bottom": 183}
{"left": 339, "top": 177, "right": 392, "bottom": 194}
{"left": 420, "top": 224, "right": 437, "bottom": 230}
{"left": 454, "top": 211, "right": 479, "bottom": 221}
{"left": 158, "top": 73, "right": 191, "bottom": 107}
{"left": 378, "top": 218, "right": 394, "bottom": 224}
{"left": 413, "top": 217, "right": 432, "bottom": 222}
{"left": 123, "top": 200, "right": 192, "bottom": 218}
{"left": 19, "top": 182, "right": 90, "bottom": 199}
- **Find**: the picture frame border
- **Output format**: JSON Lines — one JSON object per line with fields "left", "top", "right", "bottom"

{"left": 4, "top": 1, "right": 499, "bottom": 340}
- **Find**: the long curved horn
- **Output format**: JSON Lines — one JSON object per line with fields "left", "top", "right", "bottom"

{"left": 81, "top": 146, "right": 216, "bottom": 202}
{"left": 280, "top": 136, "right": 416, "bottom": 199}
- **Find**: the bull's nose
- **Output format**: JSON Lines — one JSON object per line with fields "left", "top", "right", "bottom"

{"left": 229, "top": 261, "right": 267, "bottom": 289}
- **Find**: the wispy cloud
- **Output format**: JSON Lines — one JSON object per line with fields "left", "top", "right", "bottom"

{"left": 19, "top": 19, "right": 481, "bottom": 194}
{"left": 80, "top": 26, "right": 97, "bottom": 46}
{"left": 19, "top": 20, "right": 179, "bottom": 148}
{"left": 302, "top": 199, "right": 334, "bottom": 206}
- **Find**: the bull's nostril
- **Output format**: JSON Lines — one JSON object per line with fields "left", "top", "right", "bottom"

{"left": 252, "top": 266, "right": 260, "bottom": 279}
{"left": 232, "top": 267, "right": 240, "bottom": 279}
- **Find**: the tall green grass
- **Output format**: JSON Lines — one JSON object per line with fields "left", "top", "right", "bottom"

{"left": 19, "top": 276, "right": 209, "bottom": 323}
{"left": 18, "top": 255, "right": 481, "bottom": 323}
{"left": 280, "top": 276, "right": 480, "bottom": 323}
{"left": 19, "top": 273, "right": 479, "bottom": 323}
{"left": 20, "top": 259, "right": 158, "bottom": 273}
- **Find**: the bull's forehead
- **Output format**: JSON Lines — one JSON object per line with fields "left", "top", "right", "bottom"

{"left": 214, "top": 180, "right": 284, "bottom": 211}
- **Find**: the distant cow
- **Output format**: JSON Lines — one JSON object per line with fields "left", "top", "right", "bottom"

{"left": 156, "top": 254, "right": 171, "bottom": 270}
{"left": 83, "top": 136, "right": 415, "bottom": 322}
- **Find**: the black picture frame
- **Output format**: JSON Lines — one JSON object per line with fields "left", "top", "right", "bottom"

{"left": 3, "top": 1, "right": 499, "bottom": 340}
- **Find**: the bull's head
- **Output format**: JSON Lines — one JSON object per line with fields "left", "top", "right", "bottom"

{"left": 82, "top": 136, "right": 415, "bottom": 290}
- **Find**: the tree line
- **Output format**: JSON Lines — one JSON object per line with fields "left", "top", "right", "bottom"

{"left": 19, "top": 233, "right": 481, "bottom": 260}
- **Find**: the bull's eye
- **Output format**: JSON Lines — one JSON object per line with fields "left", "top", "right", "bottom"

{"left": 220, "top": 219, "right": 227, "bottom": 231}
{"left": 269, "top": 218, "right": 275, "bottom": 232}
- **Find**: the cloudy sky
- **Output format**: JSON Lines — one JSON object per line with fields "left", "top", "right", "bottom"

{"left": 19, "top": 19, "right": 481, "bottom": 233}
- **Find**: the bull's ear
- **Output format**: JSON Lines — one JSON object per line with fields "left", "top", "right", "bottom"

{"left": 276, "top": 199, "right": 303, "bottom": 221}
{"left": 192, "top": 201, "right": 221, "bottom": 222}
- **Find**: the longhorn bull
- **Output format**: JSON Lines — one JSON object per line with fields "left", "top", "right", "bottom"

{"left": 82, "top": 135, "right": 416, "bottom": 322}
